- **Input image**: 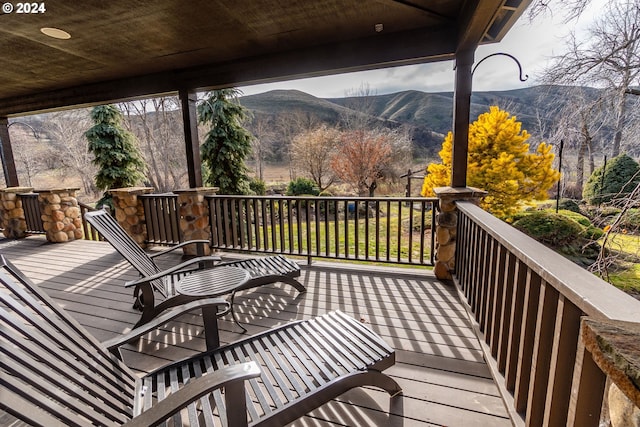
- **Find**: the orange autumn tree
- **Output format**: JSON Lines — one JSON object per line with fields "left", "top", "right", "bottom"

{"left": 422, "top": 106, "right": 559, "bottom": 217}
{"left": 331, "top": 129, "right": 394, "bottom": 197}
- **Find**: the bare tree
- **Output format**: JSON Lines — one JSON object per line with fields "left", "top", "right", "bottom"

{"left": 120, "top": 97, "right": 188, "bottom": 192}
{"left": 9, "top": 126, "right": 47, "bottom": 187}
{"left": 275, "top": 110, "right": 320, "bottom": 180}
{"left": 43, "top": 109, "right": 99, "bottom": 198}
{"left": 543, "top": 0, "right": 640, "bottom": 157}
{"left": 340, "top": 82, "right": 379, "bottom": 131}
{"left": 249, "top": 115, "right": 275, "bottom": 181}
{"left": 291, "top": 125, "right": 341, "bottom": 191}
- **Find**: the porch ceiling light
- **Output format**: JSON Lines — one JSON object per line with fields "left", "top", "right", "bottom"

{"left": 40, "top": 27, "right": 71, "bottom": 40}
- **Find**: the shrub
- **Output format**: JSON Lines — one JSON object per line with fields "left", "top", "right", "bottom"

{"left": 513, "top": 212, "right": 584, "bottom": 247}
{"left": 558, "top": 198, "right": 581, "bottom": 213}
{"left": 249, "top": 178, "right": 266, "bottom": 195}
{"left": 286, "top": 177, "right": 320, "bottom": 196}
{"left": 620, "top": 209, "right": 640, "bottom": 231}
{"left": 583, "top": 154, "right": 640, "bottom": 205}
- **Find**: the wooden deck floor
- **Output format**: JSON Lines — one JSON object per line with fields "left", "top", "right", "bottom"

{"left": 0, "top": 236, "right": 511, "bottom": 427}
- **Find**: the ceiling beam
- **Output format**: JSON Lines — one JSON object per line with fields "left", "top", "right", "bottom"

{"left": 0, "top": 25, "right": 456, "bottom": 117}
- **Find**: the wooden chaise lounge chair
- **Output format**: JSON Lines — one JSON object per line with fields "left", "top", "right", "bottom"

{"left": 0, "top": 255, "right": 401, "bottom": 427}
{"left": 85, "top": 209, "right": 305, "bottom": 329}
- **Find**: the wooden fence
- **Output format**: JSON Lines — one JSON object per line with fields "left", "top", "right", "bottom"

{"left": 455, "top": 201, "right": 640, "bottom": 427}
{"left": 139, "top": 193, "right": 181, "bottom": 245}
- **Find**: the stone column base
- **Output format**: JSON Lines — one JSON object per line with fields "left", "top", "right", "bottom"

{"left": 175, "top": 187, "right": 218, "bottom": 256}
{"left": 433, "top": 186, "right": 486, "bottom": 280}
{"left": 39, "top": 188, "right": 83, "bottom": 243}
{"left": 109, "top": 187, "right": 154, "bottom": 248}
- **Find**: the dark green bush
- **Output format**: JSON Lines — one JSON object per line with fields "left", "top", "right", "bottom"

{"left": 249, "top": 178, "right": 266, "bottom": 195}
{"left": 513, "top": 212, "right": 584, "bottom": 247}
{"left": 558, "top": 198, "right": 581, "bottom": 213}
{"left": 583, "top": 154, "right": 640, "bottom": 205}
{"left": 286, "top": 177, "right": 320, "bottom": 196}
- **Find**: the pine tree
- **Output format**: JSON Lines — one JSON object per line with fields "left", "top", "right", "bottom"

{"left": 422, "top": 106, "right": 559, "bottom": 217}
{"left": 85, "top": 105, "right": 145, "bottom": 207}
{"left": 198, "top": 89, "right": 253, "bottom": 195}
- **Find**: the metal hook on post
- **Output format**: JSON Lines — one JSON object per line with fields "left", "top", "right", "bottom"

{"left": 471, "top": 52, "right": 529, "bottom": 82}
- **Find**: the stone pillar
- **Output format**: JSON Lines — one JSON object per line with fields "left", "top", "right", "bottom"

{"left": 0, "top": 187, "right": 33, "bottom": 238}
{"left": 581, "top": 318, "right": 640, "bottom": 427}
{"left": 109, "top": 187, "right": 154, "bottom": 248}
{"left": 38, "top": 188, "right": 84, "bottom": 243}
{"left": 433, "top": 186, "right": 486, "bottom": 280}
{"left": 175, "top": 187, "right": 218, "bottom": 256}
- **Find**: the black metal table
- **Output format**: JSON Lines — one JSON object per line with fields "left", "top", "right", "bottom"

{"left": 176, "top": 266, "right": 251, "bottom": 334}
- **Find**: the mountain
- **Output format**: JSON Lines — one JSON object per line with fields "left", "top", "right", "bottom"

{"left": 239, "top": 85, "right": 601, "bottom": 160}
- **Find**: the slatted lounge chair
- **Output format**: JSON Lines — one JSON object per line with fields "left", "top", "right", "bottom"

{"left": 85, "top": 209, "right": 305, "bottom": 329}
{"left": 0, "top": 254, "right": 401, "bottom": 427}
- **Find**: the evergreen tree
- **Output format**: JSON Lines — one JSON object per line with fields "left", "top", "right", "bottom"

{"left": 85, "top": 105, "right": 145, "bottom": 207}
{"left": 583, "top": 154, "right": 640, "bottom": 205}
{"left": 422, "top": 106, "right": 559, "bottom": 217}
{"left": 198, "top": 89, "right": 253, "bottom": 195}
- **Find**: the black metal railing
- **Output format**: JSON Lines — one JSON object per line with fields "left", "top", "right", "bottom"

{"left": 139, "top": 193, "right": 181, "bottom": 245}
{"left": 18, "top": 193, "right": 45, "bottom": 234}
{"left": 207, "top": 195, "right": 437, "bottom": 266}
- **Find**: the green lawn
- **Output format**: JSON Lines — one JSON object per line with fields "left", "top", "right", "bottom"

{"left": 601, "top": 232, "right": 640, "bottom": 292}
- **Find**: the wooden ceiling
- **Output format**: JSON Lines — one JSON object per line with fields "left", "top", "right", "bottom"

{"left": 0, "top": 0, "right": 530, "bottom": 116}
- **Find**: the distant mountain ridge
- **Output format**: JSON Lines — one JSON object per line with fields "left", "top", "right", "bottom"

{"left": 239, "top": 85, "right": 595, "bottom": 158}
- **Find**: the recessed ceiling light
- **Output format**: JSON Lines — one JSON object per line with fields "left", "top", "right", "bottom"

{"left": 40, "top": 27, "right": 71, "bottom": 40}
{"left": 375, "top": 23, "right": 384, "bottom": 33}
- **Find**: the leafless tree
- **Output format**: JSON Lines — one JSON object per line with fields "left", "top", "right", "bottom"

{"left": 276, "top": 110, "right": 320, "bottom": 180}
{"left": 543, "top": 0, "right": 640, "bottom": 157}
{"left": 9, "top": 126, "right": 47, "bottom": 187}
{"left": 291, "top": 124, "right": 341, "bottom": 191}
{"left": 527, "top": 0, "right": 594, "bottom": 23}
{"left": 249, "top": 115, "right": 275, "bottom": 181}
{"left": 42, "top": 109, "right": 99, "bottom": 198}
{"left": 119, "top": 97, "right": 188, "bottom": 191}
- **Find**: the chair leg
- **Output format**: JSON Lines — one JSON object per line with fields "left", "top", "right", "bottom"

{"left": 230, "top": 292, "right": 247, "bottom": 334}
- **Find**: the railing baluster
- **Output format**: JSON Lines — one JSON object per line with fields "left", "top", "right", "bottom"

{"left": 386, "top": 200, "right": 391, "bottom": 262}
{"left": 505, "top": 260, "right": 528, "bottom": 392}
{"left": 396, "top": 201, "right": 402, "bottom": 263}
{"left": 489, "top": 244, "right": 507, "bottom": 355}
{"left": 375, "top": 200, "right": 380, "bottom": 262}
{"left": 514, "top": 270, "right": 541, "bottom": 412}
{"left": 269, "top": 199, "right": 276, "bottom": 252}
{"left": 278, "top": 198, "right": 285, "bottom": 253}
{"left": 525, "top": 281, "right": 559, "bottom": 426}
{"left": 542, "top": 296, "right": 581, "bottom": 426}
{"left": 354, "top": 200, "right": 359, "bottom": 260}
{"left": 305, "top": 199, "right": 312, "bottom": 262}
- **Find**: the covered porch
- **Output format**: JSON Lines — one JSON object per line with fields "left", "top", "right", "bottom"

{"left": 0, "top": 235, "right": 510, "bottom": 426}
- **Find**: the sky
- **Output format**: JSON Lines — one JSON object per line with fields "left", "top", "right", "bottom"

{"left": 239, "top": 1, "right": 607, "bottom": 98}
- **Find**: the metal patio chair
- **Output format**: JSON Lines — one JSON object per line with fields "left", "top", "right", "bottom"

{"left": 0, "top": 254, "right": 401, "bottom": 427}
{"left": 85, "top": 209, "right": 305, "bottom": 330}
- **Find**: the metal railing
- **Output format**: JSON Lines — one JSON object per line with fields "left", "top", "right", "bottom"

{"left": 207, "top": 195, "right": 436, "bottom": 265}
{"left": 454, "top": 201, "right": 640, "bottom": 427}
{"left": 18, "top": 193, "right": 45, "bottom": 234}
{"left": 139, "top": 193, "right": 181, "bottom": 245}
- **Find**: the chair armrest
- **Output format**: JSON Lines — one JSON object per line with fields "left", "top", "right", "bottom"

{"left": 102, "top": 297, "right": 230, "bottom": 358}
{"left": 122, "top": 362, "right": 260, "bottom": 427}
{"left": 124, "top": 256, "right": 221, "bottom": 288}
{"left": 148, "top": 240, "right": 215, "bottom": 259}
